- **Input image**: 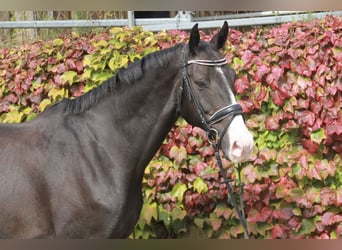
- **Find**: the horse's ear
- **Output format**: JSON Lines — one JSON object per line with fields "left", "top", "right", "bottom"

{"left": 189, "top": 23, "right": 200, "bottom": 55}
{"left": 210, "top": 21, "right": 229, "bottom": 50}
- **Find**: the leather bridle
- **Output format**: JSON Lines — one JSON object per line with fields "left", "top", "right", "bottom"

{"left": 177, "top": 45, "right": 249, "bottom": 239}
{"left": 178, "top": 46, "right": 244, "bottom": 145}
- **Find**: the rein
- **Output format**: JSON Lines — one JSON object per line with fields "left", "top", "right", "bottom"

{"left": 179, "top": 46, "right": 249, "bottom": 239}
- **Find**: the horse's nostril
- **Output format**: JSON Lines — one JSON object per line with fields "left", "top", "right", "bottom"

{"left": 231, "top": 140, "right": 243, "bottom": 158}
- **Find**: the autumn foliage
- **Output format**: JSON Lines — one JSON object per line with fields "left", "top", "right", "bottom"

{"left": 0, "top": 15, "right": 341, "bottom": 239}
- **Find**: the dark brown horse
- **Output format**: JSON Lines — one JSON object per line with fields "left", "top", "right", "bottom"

{"left": 0, "top": 22, "right": 253, "bottom": 238}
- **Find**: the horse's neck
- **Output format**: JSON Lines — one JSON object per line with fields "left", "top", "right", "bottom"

{"left": 93, "top": 60, "right": 181, "bottom": 177}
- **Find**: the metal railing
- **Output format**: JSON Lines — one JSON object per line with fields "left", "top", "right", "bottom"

{"left": 0, "top": 11, "right": 341, "bottom": 31}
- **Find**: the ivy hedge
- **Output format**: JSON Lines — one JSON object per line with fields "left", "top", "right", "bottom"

{"left": 0, "top": 15, "right": 341, "bottom": 239}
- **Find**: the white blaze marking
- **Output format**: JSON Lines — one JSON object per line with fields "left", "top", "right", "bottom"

{"left": 216, "top": 67, "right": 237, "bottom": 104}
{"left": 215, "top": 67, "right": 254, "bottom": 162}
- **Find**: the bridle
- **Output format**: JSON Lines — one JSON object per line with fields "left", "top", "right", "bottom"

{"left": 177, "top": 45, "right": 249, "bottom": 239}
{"left": 178, "top": 46, "right": 244, "bottom": 146}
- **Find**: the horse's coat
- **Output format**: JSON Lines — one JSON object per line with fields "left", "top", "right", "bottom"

{"left": 0, "top": 22, "right": 253, "bottom": 238}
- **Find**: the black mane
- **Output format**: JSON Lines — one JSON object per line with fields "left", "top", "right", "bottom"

{"left": 54, "top": 43, "right": 183, "bottom": 114}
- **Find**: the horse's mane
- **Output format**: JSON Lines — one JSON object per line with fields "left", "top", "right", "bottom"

{"left": 48, "top": 43, "right": 183, "bottom": 114}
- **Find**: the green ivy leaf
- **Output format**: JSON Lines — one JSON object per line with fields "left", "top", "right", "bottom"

{"left": 81, "top": 69, "right": 92, "bottom": 81}
{"left": 310, "top": 128, "right": 326, "bottom": 144}
{"left": 140, "top": 201, "right": 158, "bottom": 225}
{"left": 158, "top": 207, "right": 171, "bottom": 227}
{"left": 170, "top": 207, "right": 186, "bottom": 221}
{"left": 83, "top": 55, "right": 93, "bottom": 67}
{"left": 25, "top": 113, "right": 37, "bottom": 122}
{"left": 256, "top": 222, "right": 274, "bottom": 236}
{"left": 38, "top": 99, "right": 52, "bottom": 112}
{"left": 2, "top": 110, "right": 23, "bottom": 123}
{"left": 230, "top": 224, "right": 244, "bottom": 238}
{"left": 169, "top": 145, "right": 187, "bottom": 164}
{"left": 233, "top": 57, "right": 244, "bottom": 67}
{"left": 52, "top": 38, "right": 64, "bottom": 46}
{"left": 193, "top": 177, "right": 208, "bottom": 193}
{"left": 171, "top": 182, "right": 187, "bottom": 201}
{"left": 61, "top": 71, "right": 77, "bottom": 85}
{"left": 91, "top": 72, "right": 113, "bottom": 83}
{"left": 297, "top": 218, "right": 316, "bottom": 235}
{"left": 94, "top": 40, "right": 108, "bottom": 48}
{"left": 194, "top": 217, "right": 205, "bottom": 229}
{"left": 108, "top": 56, "right": 129, "bottom": 71}
{"left": 84, "top": 82, "right": 98, "bottom": 93}
{"left": 48, "top": 88, "right": 68, "bottom": 102}
{"left": 22, "top": 107, "right": 33, "bottom": 115}
{"left": 109, "top": 27, "right": 123, "bottom": 34}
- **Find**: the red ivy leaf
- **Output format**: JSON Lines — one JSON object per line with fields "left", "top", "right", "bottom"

{"left": 238, "top": 97, "right": 255, "bottom": 112}
{"left": 242, "top": 165, "right": 257, "bottom": 183}
{"left": 270, "top": 89, "right": 286, "bottom": 106}
{"left": 288, "top": 48, "right": 303, "bottom": 59}
{"left": 69, "top": 83, "right": 85, "bottom": 97}
{"left": 320, "top": 187, "right": 337, "bottom": 207}
{"left": 247, "top": 207, "right": 273, "bottom": 223}
{"left": 271, "top": 224, "right": 287, "bottom": 239}
{"left": 301, "top": 139, "right": 319, "bottom": 154}
{"left": 234, "top": 75, "right": 250, "bottom": 94}
{"left": 306, "top": 44, "right": 319, "bottom": 55}
{"left": 307, "top": 162, "right": 322, "bottom": 180}
{"left": 336, "top": 189, "right": 342, "bottom": 206}
{"left": 76, "top": 61, "right": 84, "bottom": 73}
{"left": 253, "top": 85, "right": 268, "bottom": 108}
{"left": 266, "top": 66, "right": 283, "bottom": 89}
{"left": 321, "top": 212, "right": 342, "bottom": 227}
{"left": 254, "top": 64, "right": 270, "bottom": 82}
{"left": 3, "top": 93, "right": 18, "bottom": 104}
{"left": 283, "top": 120, "right": 298, "bottom": 131}
{"left": 57, "top": 63, "right": 66, "bottom": 74}
{"left": 241, "top": 50, "right": 254, "bottom": 66}
{"left": 326, "top": 120, "right": 342, "bottom": 136}
{"left": 297, "top": 98, "right": 310, "bottom": 109}
{"left": 336, "top": 223, "right": 342, "bottom": 238}
{"left": 268, "top": 46, "right": 283, "bottom": 54}
{"left": 296, "top": 110, "right": 316, "bottom": 127}
{"left": 288, "top": 217, "right": 301, "bottom": 231}
{"left": 297, "top": 76, "right": 312, "bottom": 91}
{"left": 273, "top": 207, "right": 293, "bottom": 221}
{"left": 192, "top": 162, "right": 208, "bottom": 176}
{"left": 322, "top": 212, "right": 335, "bottom": 226}
{"left": 265, "top": 115, "right": 280, "bottom": 130}
{"left": 65, "top": 58, "right": 76, "bottom": 71}
{"left": 54, "top": 74, "right": 62, "bottom": 86}
{"left": 209, "top": 214, "right": 222, "bottom": 231}
{"left": 199, "top": 145, "right": 214, "bottom": 158}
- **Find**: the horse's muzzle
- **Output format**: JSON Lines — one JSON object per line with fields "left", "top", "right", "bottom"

{"left": 222, "top": 115, "right": 254, "bottom": 163}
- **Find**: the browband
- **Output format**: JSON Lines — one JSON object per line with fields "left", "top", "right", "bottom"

{"left": 185, "top": 58, "right": 228, "bottom": 67}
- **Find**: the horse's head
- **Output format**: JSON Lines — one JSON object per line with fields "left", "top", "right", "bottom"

{"left": 179, "top": 22, "right": 254, "bottom": 163}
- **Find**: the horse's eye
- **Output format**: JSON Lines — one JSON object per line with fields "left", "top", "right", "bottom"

{"left": 195, "top": 80, "right": 208, "bottom": 89}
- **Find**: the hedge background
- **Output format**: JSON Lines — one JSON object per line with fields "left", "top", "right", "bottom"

{"left": 0, "top": 15, "right": 341, "bottom": 239}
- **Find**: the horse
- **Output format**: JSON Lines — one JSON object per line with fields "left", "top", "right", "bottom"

{"left": 0, "top": 22, "right": 253, "bottom": 238}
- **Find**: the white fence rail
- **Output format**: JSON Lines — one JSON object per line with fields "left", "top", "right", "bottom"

{"left": 0, "top": 11, "right": 341, "bottom": 31}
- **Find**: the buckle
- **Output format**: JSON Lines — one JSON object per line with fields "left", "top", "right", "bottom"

{"left": 207, "top": 128, "right": 219, "bottom": 145}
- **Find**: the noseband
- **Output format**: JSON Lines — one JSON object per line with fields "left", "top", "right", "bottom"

{"left": 177, "top": 45, "right": 249, "bottom": 239}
